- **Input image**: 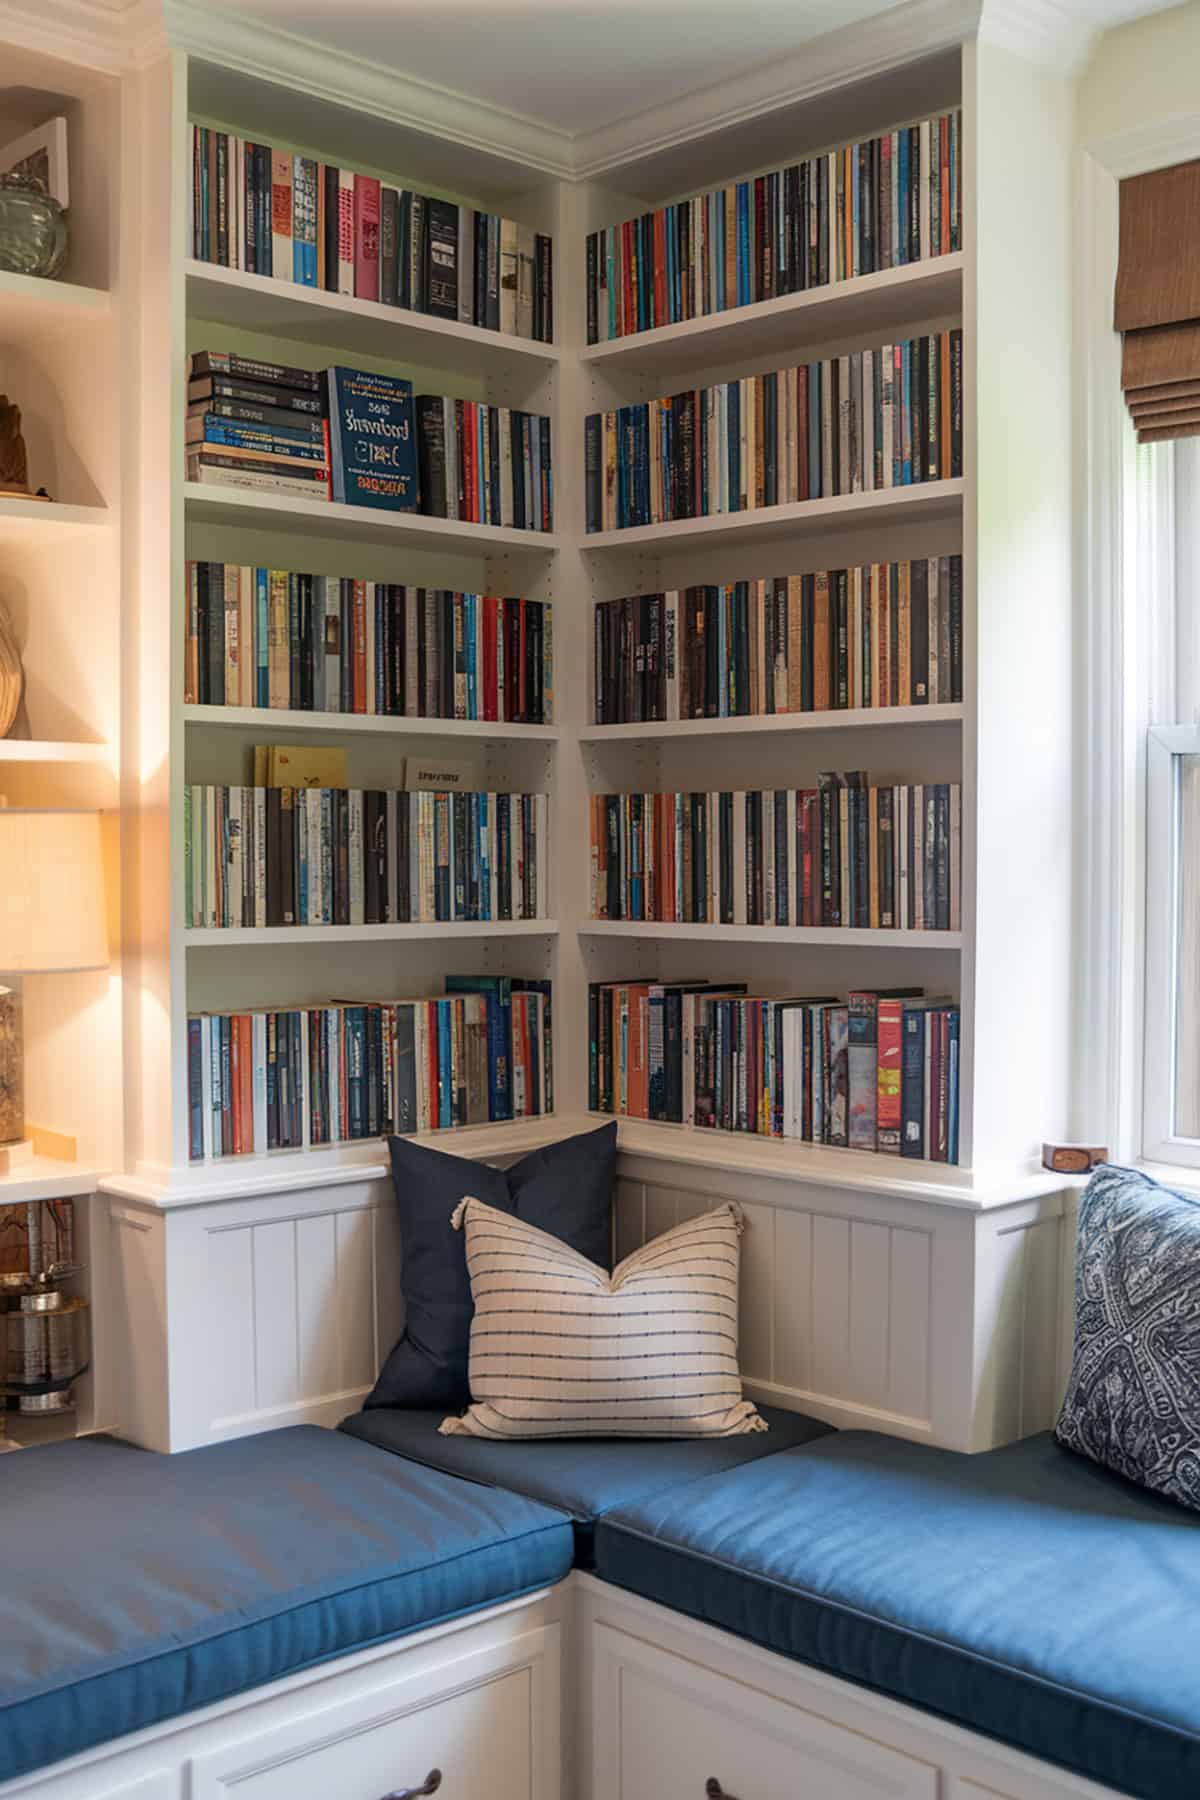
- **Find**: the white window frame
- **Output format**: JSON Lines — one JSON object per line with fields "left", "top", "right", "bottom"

{"left": 1144, "top": 724, "right": 1200, "bottom": 1165}
{"left": 1078, "top": 112, "right": 1200, "bottom": 1173}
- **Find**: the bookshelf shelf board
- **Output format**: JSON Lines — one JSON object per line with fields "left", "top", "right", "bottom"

{"left": 595, "top": 1116, "right": 1064, "bottom": 1212}
{"left": 183, "top": 704, "right": 560, "bottom": 742}
{"left": 101, "top": 1113, "right": 579, "bottom": 1209}
{"left": 186, "top": 261, "right": 561, "bottom": 375}
{"left": 183, "top": 482, "right": 563, "bottom": 555}
{"left": 185, "top": 919, "right": 559, "bottom": 948}
{"left": 580, "top": 920, "right": 961, "bottom": 949}
{"left": 578, "top": 703, "right": 964, "bottom": 742}
{"left": 0, "top": 269, "right": 110, "bottom": 338}
{"left": 582, "top": 479, "right": 964, "bottom": 555}
{"left": 0, "top": 739, "right": 110, "bottom": 764}
{"left": 580, "top": 254, "right": 964, "bottom": 380}
{"left": 0, "top": 496, "right": 109, "bottom": 545}
{"left": 0, "top": 1156, "right": 99, "bottom": 1204}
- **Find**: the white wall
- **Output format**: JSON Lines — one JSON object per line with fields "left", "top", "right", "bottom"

{"left": 1078, "top": 0, "right": 1200, "bottom": 141}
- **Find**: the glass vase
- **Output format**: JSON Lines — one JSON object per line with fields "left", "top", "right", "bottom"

{"left": 0, "top": 175, "right": 67, "bottom": 280}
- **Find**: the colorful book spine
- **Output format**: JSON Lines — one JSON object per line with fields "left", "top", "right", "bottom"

{"left": 188, "top": 982, "right": 551, "bottom": 1159}
{"left": 190, "top": 125, "right": 553, "bottom": 342}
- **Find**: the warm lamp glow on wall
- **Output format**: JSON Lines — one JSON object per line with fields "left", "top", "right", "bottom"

{"left": 0, "top": 808, "right": 108, "bottom": 1154}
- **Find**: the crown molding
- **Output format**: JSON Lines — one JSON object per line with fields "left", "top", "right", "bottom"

{"left": 976, "top": 0, "right": 1098, "bottom": 71}
{"left": 158, "top": 0, "right": 577, "bottom": 179}
{"left": 0, "top": 0, "right": 139, "bottom": 70}
{"left": 1082, "top": 109, "right": 1200, "bottom": 181}
{"left": 572, "top": 0, "right": 978, "bottom": 180}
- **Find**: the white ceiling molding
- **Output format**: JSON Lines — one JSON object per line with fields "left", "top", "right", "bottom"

{"left": 159, "top": 0, "right": 577, "bottom": 178}
{"left": 0, "top": 0, "right": 141, "bottom": 70}
{"left": 573, "top": 0, "right": 979, "bottom": 179}
{"left": 976, "top": 0, "right": 1099, "bottom": 71}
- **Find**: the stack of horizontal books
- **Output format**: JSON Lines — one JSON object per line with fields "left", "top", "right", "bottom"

{"left": 186, "top": 351, "right": 329, "bottom": 499}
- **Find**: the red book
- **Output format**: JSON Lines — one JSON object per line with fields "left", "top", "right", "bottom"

{"left": 876, "top": 1000, "right": 905, "bottom": 1154}
{"left": 798, "top": 788, "right": 818, "bottom": 925}
{"left": 653, "top": 208, "right": 667, "bottom": 327}
{"left": 940, "top": 116, "right": 951, "bottom": 255}
{"left": 353, "top": 174, "right": 380, "bottom": 302}
{"left": 240, "top": 1017, "right": 254, "bottom": 1155}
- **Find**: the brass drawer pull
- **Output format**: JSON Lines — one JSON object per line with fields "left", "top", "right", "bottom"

{"left": 706, "top": 1782, "right": 740, "bottom": 1799}
{"left": 381, "top": 1774, "right": 442, "bottom": 1799}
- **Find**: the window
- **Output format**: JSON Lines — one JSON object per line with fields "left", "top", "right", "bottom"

{"left": 1144, "top": 438, "right": 1200, "bottom": 1165}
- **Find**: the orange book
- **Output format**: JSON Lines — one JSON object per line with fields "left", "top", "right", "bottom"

{"left": 813, "top": 572, "right": 831, "bottom": 709}
{"left": 898, "top": 563, "right": 912, "bottom": 705}
{"left": 626, "top": 983, "right": 652, "bottom": 1119}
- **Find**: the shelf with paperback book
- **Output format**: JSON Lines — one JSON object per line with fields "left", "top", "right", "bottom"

{"left": 588, "top": 780, "right": 961, "bottom": 933}
{"left": 184, "top": 784, "right": 551, "bottom": 929}
{"left": 183, "top": 349, "right": 556, "bottom": 533}
{"left": 184, "top": 561, "right": 553, "bottom": 725}
{"left": 578, "top": 256, "right": 964, "bottom": 381}
{"left": 585, "top": 110, "right": 960, "bottom": 347}
{"left": 190, "top": 124, "right": 554, "bottom": 345}
{"left": 580, "top": 482, "right": 963, "bottom": 559}
{"left": 183, "top": 483, "right": 564, "bottom": 556}
{"left": 185, "top": 263, "right": 561, "bottom": 378}
{"left": 584, "top": 332, "right": 963, "bottom": 536}
{"left": 587, "top": 981, "right": 960, "bottom": 1164}
{"left": 187, "top": 977, "right": 554, "bottom": 1163}
{"left": 590, "top": 558, "right": 962, "bottom": 725}
{"left": 580, "top": 921, "right": 961, "bottom": 949}
{"left": 578, "top": 706, "right": 962, "bottom": 743}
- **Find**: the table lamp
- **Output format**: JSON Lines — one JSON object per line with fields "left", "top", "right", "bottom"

{"left": 0, "top": 808, "right": 108, "bottom": 1157}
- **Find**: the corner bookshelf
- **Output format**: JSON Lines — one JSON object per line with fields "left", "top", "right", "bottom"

{"left": 116, "top": 33, "right": 1073, "bottom": 1205}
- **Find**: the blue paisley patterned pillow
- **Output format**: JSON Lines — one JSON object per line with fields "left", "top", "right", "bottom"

{"left": 1057, "top": 1164, "right": 1200, "bottom": 1511}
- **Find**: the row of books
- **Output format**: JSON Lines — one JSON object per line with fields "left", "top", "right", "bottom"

{"left": 186, "top": 351, "right": 555, "bottom": 530}
{"left": 584, "top": 332, "right": 963, "bottom": 532}
{"left": 589, "top": 779, "right": 961, "bottom": 931}
{"left": 588, "top": 980, "right": 959, "bottom": 1163}
{"left": 188, "top": 978, "right": 553, "bottom": 1161}
{"left": 586, "top": 110, "right": 961, "bottom": 342}
{"left": 184, "top": 786, "right": 550, "bottom": 929}
{"left": 191, "top": 125, "right": 553, "bottom": 341}
{"left": 184, "top": 562, "right": 554, "bottom": 722}
{"left": 592, "top": 557, "right": 963, "bottom": 724}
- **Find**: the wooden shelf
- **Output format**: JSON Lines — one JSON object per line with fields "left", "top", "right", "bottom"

{"left": 0, "top": 739, "right": 110, "bottom": 764}
{"left": 185, "top": 919, "right": 559, "bottom": 947}
{"left": 183, "top": 482, "right": 562, "bottom": 554}
{"left": 579, "top": 703, "right": 963, "bottom": 741}
{"left": 0, "top": 496, "right": 109, "bottom": 546}
{"left": 580, "top": 920, "right": 961, "bottom": 948}
{"left": 583, "top": 479, "right": 963, "bottom": 555}
{"left": 183, "top": 705, "right": 559, "bottom": 741}
{"left": 186, "top": 261, "right": 560, "bottom": 376}
{"left": 580, "top": 255, "right": 964, "bottom": 380}
{"left": 0, "top": 269, "right": 110, "bottom": 341}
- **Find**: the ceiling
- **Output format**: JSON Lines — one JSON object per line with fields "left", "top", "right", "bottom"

{"left": 188, "top": 0, "right": 1182, "bottom": 142}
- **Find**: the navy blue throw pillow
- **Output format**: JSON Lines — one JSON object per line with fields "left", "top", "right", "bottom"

{"left": 1057, "top": 1163, "right": 1200, "bottom": 1512}
{"left": 365, "top": 1121, "right": 617, "bottom": 1411}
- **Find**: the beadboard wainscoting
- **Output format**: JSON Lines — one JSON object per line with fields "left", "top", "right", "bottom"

{"left": 104, "top": 1147, "right": 1071, "bottom": 1454}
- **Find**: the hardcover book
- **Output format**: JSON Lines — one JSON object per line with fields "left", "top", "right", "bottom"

{"left": 326, "top": 366, "right": 417, "bottom": 511}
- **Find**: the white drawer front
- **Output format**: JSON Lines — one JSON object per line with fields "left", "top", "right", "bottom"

{"left": 594, "top": 1623, "right": 937, "bottom": 1800}
{"left": 193, "top": 1627, "right": 558, "bottom": 1800}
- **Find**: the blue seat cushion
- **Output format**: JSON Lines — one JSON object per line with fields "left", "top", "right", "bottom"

{"left": 593, "top": 1429, "right": 1200, "bottom": 1800}
{"left": 340, "top": 1404, "right": 832, "bottom": 1565}
{"left": 0, "top": 1426, "right": 574, "bottom": 1784}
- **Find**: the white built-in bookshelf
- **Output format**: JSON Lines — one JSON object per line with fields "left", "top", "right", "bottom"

{"left": 0, "top": 24, "right": 1058, "bottom": 1228}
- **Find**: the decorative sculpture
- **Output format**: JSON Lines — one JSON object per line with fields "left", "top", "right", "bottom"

{"left": 0, "top": 395, "right": 30, "bottom": 495}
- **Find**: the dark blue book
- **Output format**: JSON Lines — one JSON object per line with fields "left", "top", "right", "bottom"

{"left": 436, "top": 999, "right": 452, "bottom": 1128}
{"left": 326, "top": 365, "right": 417, "bottom": 510}
{"left": 900, "top": 1003, "right": 926, "bottom": 1159}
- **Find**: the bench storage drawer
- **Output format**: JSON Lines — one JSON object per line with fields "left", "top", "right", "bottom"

{"left": 593, "top": 1622, "right": 936, "bottom": 1800}
{"left": 192, "top": 1627, "right": 559, "bottom": 1800}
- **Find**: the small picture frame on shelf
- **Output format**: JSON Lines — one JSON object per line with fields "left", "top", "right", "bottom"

{"left": 0, "top": 116, "right": 69, "bottom": 208}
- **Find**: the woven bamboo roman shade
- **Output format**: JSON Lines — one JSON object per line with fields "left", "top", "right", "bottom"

{"left": 1116, "top": 158, "right": 1200, "bottom": 443}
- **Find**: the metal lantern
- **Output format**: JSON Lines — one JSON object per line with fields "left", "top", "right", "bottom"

{"left": 0, "top": 1196, "right": 88, "bottom": 1420}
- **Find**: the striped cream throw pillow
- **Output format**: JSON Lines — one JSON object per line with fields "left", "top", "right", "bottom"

{"left": 439, "top": 1196, "right": 766, "bottom": 1439}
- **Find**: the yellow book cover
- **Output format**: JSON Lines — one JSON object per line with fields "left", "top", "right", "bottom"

{"left": 257, "top": 745, "right": 348, "bottom": 788}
